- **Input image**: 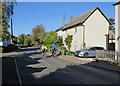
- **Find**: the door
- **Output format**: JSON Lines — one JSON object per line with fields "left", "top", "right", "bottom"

{"left": 88, "top": 47, "right": 96, "bottom": 57}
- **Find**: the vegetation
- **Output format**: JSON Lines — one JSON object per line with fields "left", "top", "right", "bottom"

{"left": 24, "top": 34, "right": 32, "bottom": 46}
{"left": 109, "top": 18, "right": 115, "bottom": 30}
{"left": 43, "top": 31, "right": 58, "bottom": 48}
{"left": 58, "top": 36, "right": 64, "bottom": 48}
{"left": 32, "top": 24, "right": 46, "bottom": 45}
{"left": 64, "top": 35, "right": 73, "bottom": 52}
{"left": 1, "top": 1, "right": 17, "bottom": 40}
{"left": 17, "top": 34, "right": 32, "bottom": 47}
{"left": 18, "top": 34, "right": 26, "bottom": 44}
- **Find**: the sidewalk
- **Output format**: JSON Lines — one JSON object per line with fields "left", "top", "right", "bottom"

{"left": 58, "top": 55, "right": 120, "bottom": 72}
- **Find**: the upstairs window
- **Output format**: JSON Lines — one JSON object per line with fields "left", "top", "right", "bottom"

{"left": 74, "top": 26, "right": 77, "bottom": 33}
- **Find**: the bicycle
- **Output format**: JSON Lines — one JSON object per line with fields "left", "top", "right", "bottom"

{"left": 52, "top": 50, "right": 56, "bottom": 57}
{"left": 42, "top": 50, "right": 47, "bottom": 58}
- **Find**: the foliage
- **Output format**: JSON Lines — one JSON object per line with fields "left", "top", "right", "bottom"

{"left": 18, "top": 34, "right": 26, "bottom": 44}
{"left": 43, "top": 31, "right": 58, "bottom": 48}
{"left": 24, "top": 35, "right": 32, "bottom": 46}
{"left": 1, "top": 1, "right": 17, "bottom": 40}
{"left": 58, "top": 36, "right": 63, "bottom": 47}
{"left": 13, "top": 37, "right": 17, "bottom": 44}
{"left": 32, "top": 24, "right": 46, "bottom": 43}
{"left": 64, "top": 35, "right": 73, "bottom": 51}
{"left": 0, "top": 47, "right": 3, "bottom": 53}
{"left": 109, "top": 18, "right": 115, "bottom": 30}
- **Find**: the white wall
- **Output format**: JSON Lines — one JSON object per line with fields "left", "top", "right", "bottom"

{"left": 62, "top": 9, "right": 109, "bottom": 51}
{"left": 84, "top": 9, "right": 109, "bottom": 49}
{"left": 115, "top": 5, "right": 120, "bottom": 53}
{"left": 57, "top": 30, "right": 63, "bottom": 37}
{"left": 0, "top": 42, "right": 3, "bottom": 47}
{"left": 63, "top": 25, "right": 83, "bottom": 51}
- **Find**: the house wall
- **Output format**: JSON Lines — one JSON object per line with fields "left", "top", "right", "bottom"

{"left": 84, "top": 9, "right": 109, "bottom": 49}
{"left": 115, "top": 5, "right": 120, "bottom": 53}
{"left": 63, "top": 25, "right": 83, "bottom": 51}
{"left": 57, "top": 30, "right": 63, "bottom": 37}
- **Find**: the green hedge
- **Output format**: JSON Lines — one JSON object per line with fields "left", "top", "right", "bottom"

{"left": 2, "top": 45, "right": 18, "bottom": 53}
{"left": 0, "top": 47, "right": 3, "bottom": 53}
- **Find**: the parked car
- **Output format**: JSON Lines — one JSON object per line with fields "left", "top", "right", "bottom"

{"left": 74, "top": 50, "right": 81, "bottom": 57}
{"left": 75, "top": 46, "right": 105, "bottom": 58}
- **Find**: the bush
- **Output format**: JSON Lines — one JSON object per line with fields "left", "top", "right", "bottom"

{"left": 0, "top": 47, "right": 3, "bottom": 53}
{"left": 2, "top": 45, "right": 18, "bottom": 53}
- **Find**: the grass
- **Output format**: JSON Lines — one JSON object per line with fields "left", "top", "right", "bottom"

{"left": 0, "top": 47, "right": 3, "bottom": 53}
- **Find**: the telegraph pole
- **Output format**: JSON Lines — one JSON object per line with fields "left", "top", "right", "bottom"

{"left": 11, "top": 18, "right": 13, "bottom": 44}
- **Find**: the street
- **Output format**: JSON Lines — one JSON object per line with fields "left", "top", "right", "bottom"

{"left": 2, "top": 47, "right": 120, "bottom": 85}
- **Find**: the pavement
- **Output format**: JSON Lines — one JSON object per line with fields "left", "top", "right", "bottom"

{"left": 1, "top": 47, "right": 120, "bottom": 85}
{"left": 59, "top": 55, "right": 120, "bottom": 72}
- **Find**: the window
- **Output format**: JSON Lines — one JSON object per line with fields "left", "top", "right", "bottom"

{"left": 65, "top": 30, "right": 68, "bottom": 35}
{"left": 89, "top": 47, "right": 96, "bottom": 50}
{"left": 74, "top": 26, "right": 77, "bottom": 33}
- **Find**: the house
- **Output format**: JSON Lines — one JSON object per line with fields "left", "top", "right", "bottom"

{"left": 113, "top": 1, "right": 120, "bottom": 53}
{"left": 56, "top": 7, "right": 111, "bottom": 52}
{"left": 113, "top": 1, "right": 120, "bottom": 62}
{"left": 0, "top": 35, "right": 17, "bottom": 47}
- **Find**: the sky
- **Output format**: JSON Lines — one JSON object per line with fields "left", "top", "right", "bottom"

{"left": 11, "top": 2, "right": 115, "bottom": 37}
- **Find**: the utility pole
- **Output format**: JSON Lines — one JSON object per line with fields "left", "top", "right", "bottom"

{"left": 11, "top": 18, "right": 13, "bottom": 44}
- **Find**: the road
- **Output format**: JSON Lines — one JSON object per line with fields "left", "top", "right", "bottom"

{"left": 2, "top": 47, "right": 120, "bottom": 85}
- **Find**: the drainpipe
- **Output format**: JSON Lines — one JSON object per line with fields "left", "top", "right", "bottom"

{"left": 82, "top": 24, "right": 86, "bottom": 49}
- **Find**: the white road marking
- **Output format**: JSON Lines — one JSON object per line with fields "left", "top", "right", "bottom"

{"left": 14, "top": 57, "right": 22, "bottom": 86}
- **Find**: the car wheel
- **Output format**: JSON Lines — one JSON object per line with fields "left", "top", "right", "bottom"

{"left": 84, "top": 53, "right": 88, "bottom": 58}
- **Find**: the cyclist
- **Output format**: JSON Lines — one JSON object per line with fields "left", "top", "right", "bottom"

{"left": 42, "top": 44, "right": 47, "bottom": 57}
{"left": 52, "top": 43, "right": 57, "bottom": 57}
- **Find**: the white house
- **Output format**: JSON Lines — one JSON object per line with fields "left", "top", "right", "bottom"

{"left": 113, "top": 1, "right": 120, "bottom": 62}
{"left": 56, "top": 7, "right": 111, "bottom": 52}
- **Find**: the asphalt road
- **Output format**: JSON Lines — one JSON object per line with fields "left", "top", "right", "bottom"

{"left": 2, "top": 47, "right": 120, "bottom": 85}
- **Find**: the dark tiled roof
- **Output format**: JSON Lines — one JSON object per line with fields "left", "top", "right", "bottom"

{"left": 56, "top": 6, "right": 110, "bottom": 31}
{"left": 113, "top": 1, "right": 120, "bottom": 5}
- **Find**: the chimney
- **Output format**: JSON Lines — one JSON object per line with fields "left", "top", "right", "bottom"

{"left": 70, "top": 16, "right": 73, "bottom": 21}
{"left": 63, "top": 18, "right": 65, "bottom": 26}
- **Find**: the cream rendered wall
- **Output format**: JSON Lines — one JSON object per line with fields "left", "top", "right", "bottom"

{"left": 84, "top": 9, "right": 109, "bottom": 49}
{"left": 115, "top": 5, "right": 120, "bottom": 53}
{"left": 63, "top": 25, "right": 83, "bottom": 51}
{"left": 57, "top": 30, "right": 63, "bottom": 37}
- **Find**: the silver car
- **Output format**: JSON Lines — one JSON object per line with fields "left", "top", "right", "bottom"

{"left": 76, "top": 47, "right": 105, "bottom": 58}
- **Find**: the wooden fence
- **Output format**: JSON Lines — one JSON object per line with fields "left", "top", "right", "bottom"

{"left": 96, "top": 50, "right": 120, "bottom": 64}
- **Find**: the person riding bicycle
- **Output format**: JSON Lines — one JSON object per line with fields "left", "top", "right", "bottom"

{"left": 42, "top": 44, "right": 47, "bottom": 55}
{"left": 52, "top": 43, "right": 57, "bottom": 56}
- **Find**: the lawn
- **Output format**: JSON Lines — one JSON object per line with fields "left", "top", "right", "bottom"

{"left": 0, "top": 47, "right": 3, "bottom": 53}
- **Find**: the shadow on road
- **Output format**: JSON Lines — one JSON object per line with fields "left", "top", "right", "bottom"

{"left": 16, "top": 47, "right": 40, "bottom": 52}
{"left": 2, "top": 47, "right": 120, "bottom": 85}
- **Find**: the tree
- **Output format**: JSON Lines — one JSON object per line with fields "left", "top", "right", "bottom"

{"left": 64, "top": 35, "right": 73, "bottom": 52}
{"left": 109, "top": 18, "right": 115, "bottom": 30}
{"left": 58, "top": 36, "right": 63, "bottom": 47}
{"left": 32, "top": 24, "right": 46, "bottom": 44}
{"left": 43, "top": 31, "right": 58, "bottom": 48}
{"left": 24, "top": 35, "right": 32, "bottom": 46}
{"left": 18, "top": 34, "right": 26, "bottom": 44}
{"left": 13, "top": 37, "right": 17, "bottom": 44}
{"left": 1, "top": 1, "right": 17, "bottom": 40}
